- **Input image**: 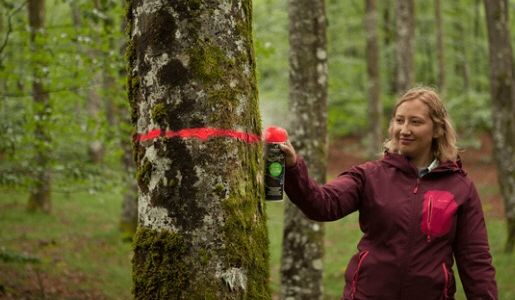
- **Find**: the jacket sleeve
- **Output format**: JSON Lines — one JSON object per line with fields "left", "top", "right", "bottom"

{"left": 283, "top": 155, "right": 364, "bottom": 222}
{"left": 453, "top": 181, "right": 498, "bottom": 300}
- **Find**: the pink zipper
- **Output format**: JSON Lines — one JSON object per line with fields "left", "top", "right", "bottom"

{"left": 427, "top": 196, "right": 433, "bottom": 243}
{"left": 413, "top": 178, "right": 420, "bottom": 194}
{"left": 351, "top": 251, "right": 369, "bottom": 300}
{"left": 442, "top": 263, "right": 449, "bottom": 299}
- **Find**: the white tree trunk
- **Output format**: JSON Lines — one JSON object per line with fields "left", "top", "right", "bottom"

{"left": 282, "top": 0, "right": 328, "bottom": 298}
{"left": 484, "top": 0, "right": 515, "bottom": 253}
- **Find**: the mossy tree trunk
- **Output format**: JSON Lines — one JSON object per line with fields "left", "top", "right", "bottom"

{"left": 27, "top": 0, "right": 52, "bottom": 213}
{"left": 126, "top": 0, "right": 271, "bottom": 299}
{"left": 484, "top": 0, "right": 515, "bottom": 254}
{"left": 281, "top": 0, "right": 327, "bottom": 298}
{"left": 395, "top": 0, "right": 415, "bottom": 93}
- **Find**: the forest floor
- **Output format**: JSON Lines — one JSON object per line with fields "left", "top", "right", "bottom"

{"left": 0, "top": 133, "right": 504, "bottom": 300}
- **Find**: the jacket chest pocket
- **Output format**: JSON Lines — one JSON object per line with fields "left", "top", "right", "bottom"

{"left": 421, "top": 191, "right": 458, "bottom": 242}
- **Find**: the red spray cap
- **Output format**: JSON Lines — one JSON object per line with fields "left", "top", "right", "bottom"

{"left": 264, "top": 126, "right": 287, "bottom": 143}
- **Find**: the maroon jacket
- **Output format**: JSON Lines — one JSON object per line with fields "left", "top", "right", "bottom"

{"left": 284, "top": 152, "right": 497, "bottom": 300}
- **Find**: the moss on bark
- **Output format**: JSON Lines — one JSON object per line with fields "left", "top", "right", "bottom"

{"left": 131, "top": 227, "right": 189, "bottom": 299}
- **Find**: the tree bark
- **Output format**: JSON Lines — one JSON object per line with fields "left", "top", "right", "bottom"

{"left": 365, "top": 0, "right": 382, "bottom": 159}
{"left": 0, "top": 5, "right": 4, "bottom": 96}
{"left": 473, "top": 0, "right": 488, "bottom": 91}
{"left": 87, "top": 0, "right": 105, "bottom": 164}
{"left": 27, "top": 0, "right": 51, "bottom": 213}
{"left": 452, "top": 0, "right": 471, "bottom": 95}
{"left": 87, "top": 71, "right": 105, "bottom": 164}
{"left": 120, "top": 119, "right": 138, "bottom": 240}
{"left": 126, "top": 0, "right": 271, "bottom": 298}
{"left": 382, "top": 0, "right": 397, "bottom": 95}
{"left": 434, "top": 0, "right": 446, "bottom": 92}
{"left": 101, "top": 1, "right": 119, "bottom": 129}
{"left": 281, "top": 0, "right": 327, "bottom": 299}
{"left": 484, "top": 0, "right": 515, "bottom": 253}
{"left": 395, "top": 0, "right": 415, "bottom": 93}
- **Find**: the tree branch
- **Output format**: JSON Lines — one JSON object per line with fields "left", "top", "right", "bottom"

{"left": 0, "top": 0, "right": 28, "bottom": 58}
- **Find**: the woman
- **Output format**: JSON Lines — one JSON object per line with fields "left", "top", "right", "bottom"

{"left": 280, "top": 87, "right": 498, "bottom": 300}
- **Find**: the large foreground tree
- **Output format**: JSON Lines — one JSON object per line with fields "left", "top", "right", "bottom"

{"left": 126, "top": 0, "right": 271, "bottom": 298}
{"left": 484, "top": 0, "right": 515, "bottom": 253}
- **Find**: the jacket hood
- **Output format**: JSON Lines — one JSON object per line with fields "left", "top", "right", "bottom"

{"left": 381, "top": 152, "right": 465, "bottom": 176}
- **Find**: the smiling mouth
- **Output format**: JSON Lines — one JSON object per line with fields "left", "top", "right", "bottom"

{"left": 400, "top": 138, "right": 413, "bottom": 144}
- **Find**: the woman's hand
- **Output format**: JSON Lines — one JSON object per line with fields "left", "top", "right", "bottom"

{"left": 280, "top": 140, "right": 297, "bottom": 167}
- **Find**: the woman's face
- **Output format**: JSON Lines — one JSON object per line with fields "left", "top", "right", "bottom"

{"left": 392, "top": 99, "right": 437, "bottom": 168}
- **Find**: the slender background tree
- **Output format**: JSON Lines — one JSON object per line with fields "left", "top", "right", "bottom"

{"left": 27, "top": 0, "right": 52, "bottom": 213}
{"left": 281, "top": 0, "right": 328, "bottom": 299}
{"left": 395, "top": 0, "right": 415, "bottom": 94}
{"left": 434, "top": 0, "right": 446, "bottom": 92}
{"left": 365, "top": 0, "right": 382, "bottom": 158}
{"left": 118, "top": 0, "right": 138, "bottom": 240}
{"left": 450, "top": 0, "right": 471, "bottom": 95}
{"left": 484, "top": 0, "right": 515, "bottom": 253}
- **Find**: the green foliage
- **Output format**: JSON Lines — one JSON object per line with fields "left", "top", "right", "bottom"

{"left": 253, "top": 0, "right": 289, "bottom": 100}
{"left": 447, "top": 91, "right": 492, "bottom": 133}
{"left": 253, "top": 0, "right": 507, "bottom": 138}
{"left": 0, "top": 0, "right": 126, "bottom": 190}
{"left": 0, "top": 0, "right": 506, "bottom": 191}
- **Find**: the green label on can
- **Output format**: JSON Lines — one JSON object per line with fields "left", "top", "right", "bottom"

{"left": 269, "top": 162, "right": 283, "bottom": 177}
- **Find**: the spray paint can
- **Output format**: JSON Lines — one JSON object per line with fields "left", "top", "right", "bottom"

{"left": 264, "top": 127, "right": 287, "bottom": 201}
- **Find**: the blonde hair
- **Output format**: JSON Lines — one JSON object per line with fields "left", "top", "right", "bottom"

{"left": 384, "top": 87, "right": 459, "bottom": 162}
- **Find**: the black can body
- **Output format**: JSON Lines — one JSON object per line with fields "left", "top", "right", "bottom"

{"left": 264, "top": 143, "right": 285, "bottom": 201}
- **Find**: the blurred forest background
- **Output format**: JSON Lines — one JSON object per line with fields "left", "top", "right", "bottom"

{"left": 1, "top": 0, "right": 514, "bottom": 299}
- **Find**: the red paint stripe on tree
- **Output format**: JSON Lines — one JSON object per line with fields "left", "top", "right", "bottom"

{"left": 133, "top": 128, "right": 261, "bottom": 143}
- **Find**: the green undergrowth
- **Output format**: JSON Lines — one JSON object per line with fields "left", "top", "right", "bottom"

{"left": 1, "top": 177, "right": 513, "bottom": 299}
{"left": 0, "top": 178, "right": 132, "bottom": 300}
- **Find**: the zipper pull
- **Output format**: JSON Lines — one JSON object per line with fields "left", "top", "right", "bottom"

{"left": 442, "top": 264, "right": 450, "bottom": 299}
{"left": 413, "top": 178, "right": 420, "bottom": 194}
{"left": 427, "top": 196, "right": 433, "bottom": 243}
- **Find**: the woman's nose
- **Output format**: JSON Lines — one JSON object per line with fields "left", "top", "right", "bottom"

{"left": 400, "top": 123, "right": 411, "bottom": 135}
